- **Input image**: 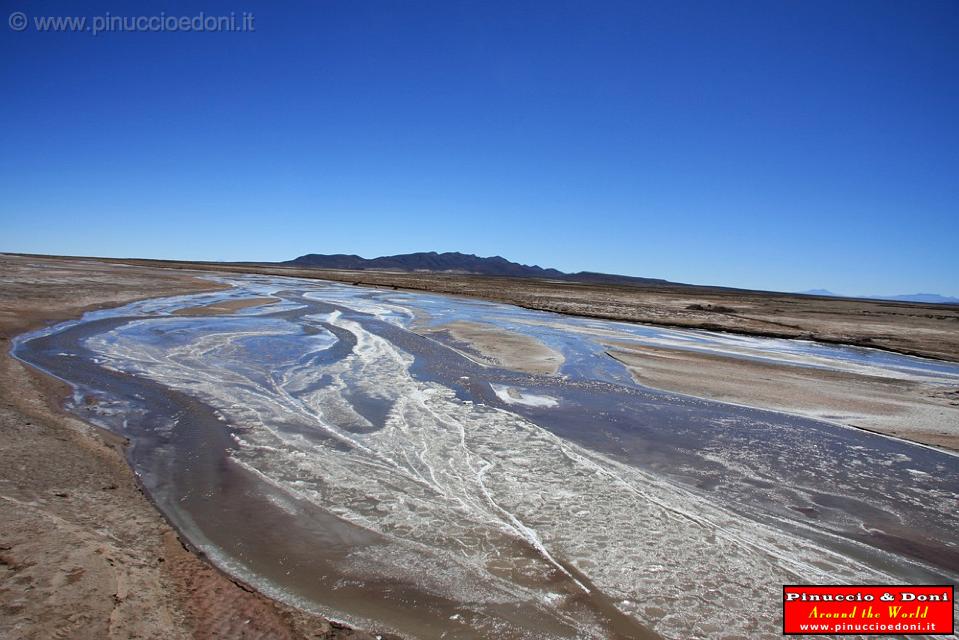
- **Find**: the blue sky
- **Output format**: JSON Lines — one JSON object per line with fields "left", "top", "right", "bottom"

{"left": 2, "top": 1, "right": 957, "bottom": 295}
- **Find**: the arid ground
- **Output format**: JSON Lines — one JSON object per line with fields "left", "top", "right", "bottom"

{"left": 58, "top": 254, "right": 959, "bottom": 449}
{"left": 0, "top": 254, "right": 394, "bottom": 640}
{"left": 2, "top": 252, "right": 957, "bottom": 639}
{"left": 49, "top": 254, "right": 959, "bottom": 362}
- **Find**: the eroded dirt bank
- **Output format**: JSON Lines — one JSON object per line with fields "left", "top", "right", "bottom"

{"left": 0, "top": 254, "right": 393, "bottom": 640}
{"left": 606, "top": 343, "right": 959, "bottom": 451}
{"left": 40, "top": 254, "right": 959, "bottom": 363}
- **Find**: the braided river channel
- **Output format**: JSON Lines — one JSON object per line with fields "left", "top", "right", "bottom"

{"left": 14, "top": 275, "right": 959, "bottom": 639}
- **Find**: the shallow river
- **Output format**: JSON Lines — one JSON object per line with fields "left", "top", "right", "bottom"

{"left": 14, "top": 275, "right": 959, "bottom": 639}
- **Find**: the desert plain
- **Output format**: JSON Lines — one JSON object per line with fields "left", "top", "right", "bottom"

{"left": 1, "top": 252, "right": 957, "bottom": 639}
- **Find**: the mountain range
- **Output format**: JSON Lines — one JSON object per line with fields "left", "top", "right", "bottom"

{"left": 284, "top": 251, "right": 671, "bottom": 285}
{"left": 281, "top": 252, "right": 956, "bottom": 303}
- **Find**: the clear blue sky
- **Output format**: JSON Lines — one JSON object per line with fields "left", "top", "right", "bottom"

{"left": 2, "top": 1, "right": 957, "bottom": 295}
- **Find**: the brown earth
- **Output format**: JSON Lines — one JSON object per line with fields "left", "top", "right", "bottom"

{"left": 3, "top": 251, "right": 958, "bottom": 637}
{"left": 172, "top": 296, "right": 280, "bottom": 316}
{"left": 415, "top": 320, "right": 564, "bottom": 375}
{"left": 0, "top": 254, "right": 395, "bottom": 640}
{"left": 284, "top": 268, "right": 959, "bottom": 362}
{"left": 23, "top": 253, "right": 957, "bottom": 363}
{"left": 606, "top": 343, "right": 959, "bottom": 451}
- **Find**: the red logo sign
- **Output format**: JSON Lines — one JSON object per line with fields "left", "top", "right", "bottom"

{"left": 783, "top": 585, "right": 954, "bottom": 635}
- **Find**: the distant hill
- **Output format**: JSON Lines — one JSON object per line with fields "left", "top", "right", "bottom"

{"left": 871, "top": 293, "right": 959, "bottom": 304}
{"left": 284, "top": 251, "right": 671, "bottom": 285}
{"left": 286, "top": 252, "right": 564, "bottom": 277}
{"left": 800, "top": 289, "right": 959, "bottom": 305}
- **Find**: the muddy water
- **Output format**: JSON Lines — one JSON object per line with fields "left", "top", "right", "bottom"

{"left": 14, "top": 275, "right": 959, "bottom": 639}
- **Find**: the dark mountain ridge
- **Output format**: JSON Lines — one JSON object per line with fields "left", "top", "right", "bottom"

{"left": 285, "top": 251, "right": 671, "bottom": 285}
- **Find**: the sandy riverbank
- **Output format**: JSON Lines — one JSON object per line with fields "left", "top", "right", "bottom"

{"left": 0, "top": 254, "right": 389, "bottom": 640}
{"left": 3, "top": 252, "right": 957, "bottom": 638}
{"left": 416, "top": 320, "right": 564, "bottom": 375}
{"left": 31, "top": 254, "right": 958, "bottom": 363}
{"left": 606, "top": 342, "right": 959, "bottom": 451}
{"left": 172, "top": 296, "right": 280, "bottom": 316}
